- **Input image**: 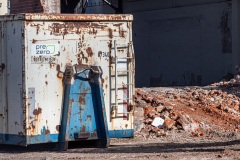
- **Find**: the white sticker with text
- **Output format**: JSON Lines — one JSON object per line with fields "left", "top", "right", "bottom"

{"left": 32, "top": 44, "right": 60, "bottom": 56}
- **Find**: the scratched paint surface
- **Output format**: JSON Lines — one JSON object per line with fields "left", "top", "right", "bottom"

{"left": 68, "top": 70, "right": 98, "bottom": 141}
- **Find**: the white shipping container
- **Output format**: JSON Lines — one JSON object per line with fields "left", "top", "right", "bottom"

{"left": 0, "top": 14, "right": 135, "bottom": 146}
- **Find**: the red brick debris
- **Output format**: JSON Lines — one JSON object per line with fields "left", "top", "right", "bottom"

{"left": 134, "top": 81, "right": 240, "bottom": 139}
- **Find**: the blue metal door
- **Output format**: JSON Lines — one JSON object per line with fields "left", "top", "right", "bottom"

{"left": 67, "top": 67, "right": 109, "bottom": 142}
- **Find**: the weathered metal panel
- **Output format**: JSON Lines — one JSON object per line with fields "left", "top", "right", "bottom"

{"left": 0, "top": 14, "right": 133, "bottom": 21}
{"left": 0, "top": 14, "right": 134, "bottom": 145}
{"left": 0, "top": 20, "right": 26, "bottom": 145}
{"left": 6, "top": 21, "right": 25, "bottom": 136}
{"left": 68, "top": 70, "right": 98, "bottom": 140}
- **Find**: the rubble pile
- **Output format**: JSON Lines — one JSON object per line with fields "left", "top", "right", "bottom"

{"left": 211, "top": 75, "right": 240, "bottom": 87}
{"left": 134, "top": 86, "right": 240, "bottom": 139}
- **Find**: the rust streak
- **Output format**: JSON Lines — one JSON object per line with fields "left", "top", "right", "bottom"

{"left": 45, "top": 129, "right": 50, "bottom": 135}
{"left": 79, "top": 93, "right": 87, "bottom": 106}
{"left": 56, "top": 125, "right": 60, "bottom": 132}
{"left": 81, "top": 125, "right": 86, "bottom": 133}
{"left": 108, "top": 28, "right": 113, "bottom": 39}
{"left": 33, "top": 108, "right": 42, "bottom": 116}
{"left": 86, "top": 47, "right": 93, "bottom": 57}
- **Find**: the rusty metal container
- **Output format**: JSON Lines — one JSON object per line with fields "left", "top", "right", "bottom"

{"left": 0, "top": 14, "right": 135, "bottom": 147}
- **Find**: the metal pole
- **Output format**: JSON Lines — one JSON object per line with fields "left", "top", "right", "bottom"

{"left": 114, "top": 40, "right": 118, "bottom": 113}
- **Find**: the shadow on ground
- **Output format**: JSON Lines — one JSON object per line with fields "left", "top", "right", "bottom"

{"left": 0, "top": 139, "right": 239, "bottom": 154}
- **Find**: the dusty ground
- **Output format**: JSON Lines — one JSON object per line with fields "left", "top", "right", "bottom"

{"left": 1, "top": 85, "right": 240, "bottom": 159}
{"left": 0, "top": 138, "right": 239, "bottom": 160}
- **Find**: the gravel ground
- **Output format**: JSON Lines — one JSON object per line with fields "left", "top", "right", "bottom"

{"left": 0, "top": 137, "right": 239, "bottom": 160}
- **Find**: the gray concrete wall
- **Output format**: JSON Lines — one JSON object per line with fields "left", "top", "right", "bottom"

{"left": 86, "top": 0, "right": 237, "bottom": 87}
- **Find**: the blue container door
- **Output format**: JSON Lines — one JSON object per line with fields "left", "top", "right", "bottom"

{"left": 68, "top": 70, "right": 98, "bottom": 141}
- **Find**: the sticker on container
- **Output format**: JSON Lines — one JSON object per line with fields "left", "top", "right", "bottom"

{"left": 31, "top": 56, "right": 58, "bottom": 64}
{"left": 32, "top": 44, "right": 60, "bottom": 56}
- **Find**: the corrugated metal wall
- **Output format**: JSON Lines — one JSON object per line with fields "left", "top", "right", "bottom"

{"left": 87, "top": 0, "right": 236, "bottom": 87}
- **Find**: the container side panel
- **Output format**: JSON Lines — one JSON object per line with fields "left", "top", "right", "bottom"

{"left": 0, "top": 21, "right": 7, "bottom": 142}
{"left": 25, "top": 20, "right": 134, "bottom": 144}
{"left": 6, "top": 21, "right": 25, "bottom": 138}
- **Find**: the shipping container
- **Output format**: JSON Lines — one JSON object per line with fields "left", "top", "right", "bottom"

{"left": 0, "top": 14, "right": 135, "bottom": 147}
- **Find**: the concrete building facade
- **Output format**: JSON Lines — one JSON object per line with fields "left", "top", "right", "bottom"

{"left": 87, "top": 0, "right": 240, "bottom": 87}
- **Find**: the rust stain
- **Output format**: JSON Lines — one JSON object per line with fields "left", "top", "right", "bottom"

{"left": 45, "top": 129, "right": 50, "bottom": 135}
{"left": 120, "top": 30, "right": 126, "bottom": 38}
{"left": 24, "top": 14, "right": 133, "bottom": 21}
{"left": 33, "top": 108, "right": 42, "bottom": 116}
{"left": 56, "top": 125, "right": 60, "bottom": 132}
{"left": 79, "top": 93, "right": 87, "bottom": 106}
{"left": 87, "top": 115, "right": 92, "bottom": 119}
{"left": 89, "top": 28, "right": 98, "bottom": 35}
{"left": 98, "top": 51, "right": 102, "bottom": 59}
{"left": 48, "top": 22, "right": 109, "bottom": 36}
{"left": 81, "top": 125, "right": 86, "bottom": 133}
{"left": 101, "top": 78, "right": 105, "bottom": 84}
{"left": 30, "top": 23, "right": 41, "bottom": 35}
{"left": 122, "top": 84, "right": 128, "bottom": 94}
{"left": 91, "top": 130, "right": 98, "bottom": 138}
{"left": 108, "top": 41, "right": 112, "bottom": 51}
{"left": 77, "top": 51, "right": 89, "bottom": 64}
{"left": 86, "top": 47, "right": 93, "bottom": 57}
{"left": 108, "top": 28, "right": 113, "bottom": 39}
{"left": 113, "top": 23, "right": 122, "bottom": 27}
{"left": 56, "top": 65, "right": 60, "bottom": 71}
{"left": 32, "top": 39, "right": 37, "bottom": 43}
